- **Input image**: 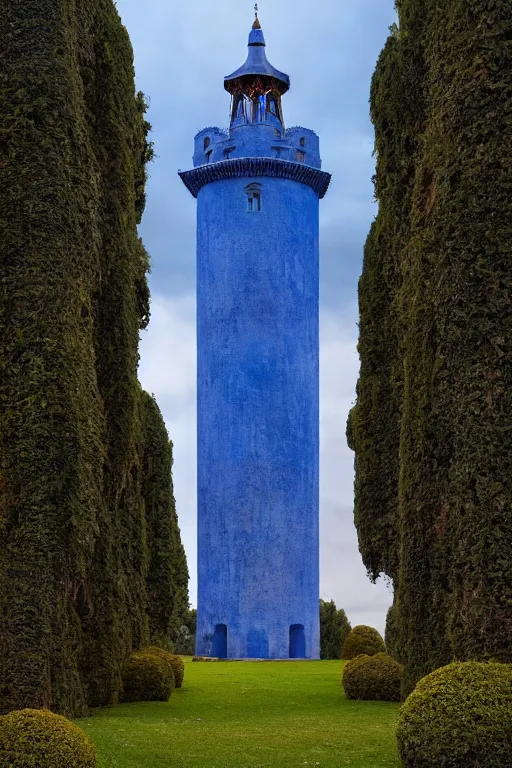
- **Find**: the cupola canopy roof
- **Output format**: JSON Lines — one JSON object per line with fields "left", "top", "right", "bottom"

{"left": 224, "top": 17, "right": 290, "bottom": 95}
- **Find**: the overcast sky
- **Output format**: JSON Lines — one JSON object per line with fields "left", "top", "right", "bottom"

{"left": 118, "top": 0, "right": 398, "bottom": 637}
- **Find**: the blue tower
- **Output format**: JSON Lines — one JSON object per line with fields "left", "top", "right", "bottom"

{"left": 180, "top": 10, "right": 331, "bottom": 660}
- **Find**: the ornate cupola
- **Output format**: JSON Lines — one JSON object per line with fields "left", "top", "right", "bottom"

{"left": 224, "top": 5, "right": 290, "bottom": 131}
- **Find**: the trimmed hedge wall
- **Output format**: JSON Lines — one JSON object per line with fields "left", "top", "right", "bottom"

{"left": 350, "top": 0, "right": 512, "bottom": 696}
{"left": 0, "top": 0, "right": 187, "bottom": 716}
{"left": 0, "top": 0, "right": 109, "bottom": 717}
{"left": 141, "top": 392, "right": 189, "bottom": 644}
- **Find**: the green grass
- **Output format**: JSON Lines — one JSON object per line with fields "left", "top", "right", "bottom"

{"left": 78, "top": 659, "right": 401, "bottom": 767}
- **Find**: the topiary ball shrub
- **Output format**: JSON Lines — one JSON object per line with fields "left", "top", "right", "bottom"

{"left": 342, "top": 652, "right": 403, "bottom": 701}
{"left": 341, "top": 625, "right": 386, "bottom": 659}
{"left": 396, "top": 661, "right": 512, "bottom": 768}
{"left": 0, "top": 709, "right": 96, "bottom": 768}
{"left": 145, "top": 647, "right": 185, "bottom": 688}
{"left": 121, "top": 650, "right": 175, "bottom": 702}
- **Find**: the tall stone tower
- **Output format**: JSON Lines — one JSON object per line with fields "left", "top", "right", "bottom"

{"left": 179, "top": 10, "right": 330, "bottom": 660}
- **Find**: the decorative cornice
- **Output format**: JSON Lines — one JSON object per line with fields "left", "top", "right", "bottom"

{"left": 179, "top": 157, "right": 331, "bottom": 199}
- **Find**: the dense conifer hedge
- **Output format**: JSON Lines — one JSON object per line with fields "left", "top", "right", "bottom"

{"left": 350, "top": 0, "right": 512, "bottom": 696}
{"left": 0, "top": 0, "right": 187, "bottom": 716}
{"left": 141, "top": 392, "right": 189, "bottom": 643}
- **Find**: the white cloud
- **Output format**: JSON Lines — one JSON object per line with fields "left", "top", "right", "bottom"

{"left": 139, "top": 295, "right": 393, "bottom": 638}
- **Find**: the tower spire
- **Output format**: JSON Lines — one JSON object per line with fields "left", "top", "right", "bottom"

{"left": 253, "top": 3, "right": 261, "bottom": 29}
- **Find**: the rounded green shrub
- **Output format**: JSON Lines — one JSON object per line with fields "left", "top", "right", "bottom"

{"left": 341, "top": 625, "right": 386, "bottom": 659}
{"left": 342, "top": 653, "right": 402, "bottom": 701}
{"left": 0, "top": 709, "right": 96, "bottom": 768}
{"left": 121, "top": 650, "right": 175, "bottom": 702}
{"left": 146, "top": 647, "right": 185, "bottom": 688}
{"left": 397, "top": 662, "right": 512, "bottom": 768}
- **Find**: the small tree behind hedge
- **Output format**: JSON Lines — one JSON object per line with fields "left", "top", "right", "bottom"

{"left": 342, "top": 625, "right": 386, "bottom": 660}
{"left": 320, "top": 600, "right": 352, "bottom": 660}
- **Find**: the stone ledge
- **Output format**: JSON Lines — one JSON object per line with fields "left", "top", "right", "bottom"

{"left": 179, "top": 157, "right": 331, "bottom": 199}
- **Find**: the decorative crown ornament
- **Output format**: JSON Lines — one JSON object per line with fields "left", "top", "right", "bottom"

{"left": 253, "top": 3, "right": 261, "bottom": 29}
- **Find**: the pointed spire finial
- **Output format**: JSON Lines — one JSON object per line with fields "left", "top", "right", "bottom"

{"left": 253, "top": 3, "right": 261, "bottom": 29}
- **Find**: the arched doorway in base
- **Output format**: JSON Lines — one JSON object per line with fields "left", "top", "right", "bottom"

{"left": 213, "top": 623, "right": 227, "bottom": 658}
{"left": 289, "top": 624, "right": 306, "bottom": 659}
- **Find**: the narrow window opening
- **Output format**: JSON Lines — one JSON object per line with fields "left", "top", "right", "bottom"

{"left": 213, "top": 623, "right": 227, "bottom": 658}
{"left": 289, "top": 624, "right": 306, "bottom": 659}
{"left": 300, "top": 136, "right": 306, "bottom": 147}
{"left": 267, "top": 96, "right": 278, "bottom": 117}
{"left": 245, "top": 183, "right": 262, "bottom": 212}
{"left": 296, "top": 150, "right": 306, "bottom": 163}
{"left": 204, "top": 136, "right": 210, "bottom": 151}
{"left": 247, "top": 192, "right": 261, "bottom": 212}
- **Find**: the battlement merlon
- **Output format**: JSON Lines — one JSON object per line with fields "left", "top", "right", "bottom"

{"left": 192, "top": 125, "right": 323, "bottom": 169}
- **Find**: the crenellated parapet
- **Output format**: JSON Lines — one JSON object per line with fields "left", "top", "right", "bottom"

{"left": 192, "top": 125, "right": 323, "bottom": 169}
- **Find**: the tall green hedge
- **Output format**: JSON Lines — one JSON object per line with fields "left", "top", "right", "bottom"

{"left": 351, "top": 0, "right": 512, "bottom": 696}
{"left": 0, "top": 0, "right": 187, "bottom": 716}
{"left": 75, "top": 0, "right": 154, "bottom": 709}
{"left": 347, "top": 16, "right": 427, "bottom": 584}
{"left": 0, "top": 0, "right": 108, "bottom": 717}
{"left": 141, "top": 391, "right": 189, "bottom": 643}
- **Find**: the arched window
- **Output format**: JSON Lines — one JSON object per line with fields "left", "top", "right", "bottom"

{"left": 296, "top": 150, "right": 306, "bottom": 163}
{"left": 204, "top": 136, "right": 210, "bottom": 151}
{"left": 245, "top": 183, "right": 262, "bottom": 212}
{"left": 300, "top": 136, "right": 306, "bottom": 147}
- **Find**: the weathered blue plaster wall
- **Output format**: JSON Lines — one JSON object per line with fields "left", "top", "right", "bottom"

{"left": 195, "top": 176, "right": 320, "bottom": 659}
{"left": 180, "top": 19, "right": 330, "bottom": 660}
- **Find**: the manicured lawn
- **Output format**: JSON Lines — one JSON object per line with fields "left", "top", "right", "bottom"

{"left": 78, "top": 659, "right": 400, "bottom": 767}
